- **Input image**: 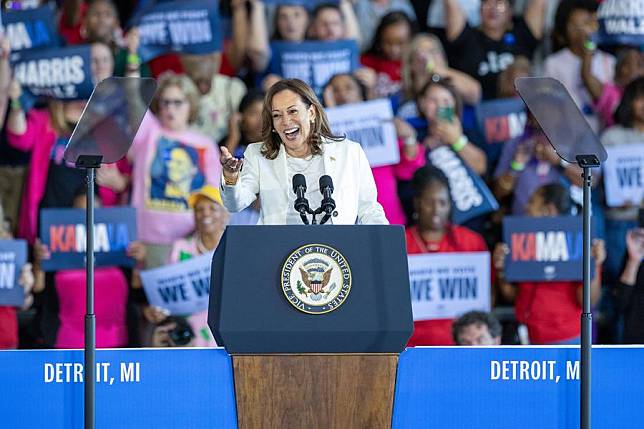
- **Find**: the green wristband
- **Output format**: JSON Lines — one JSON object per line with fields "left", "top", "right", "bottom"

{"left": 511, "top": 160, "right": 526, "bottom": 172}
{"left": 10, "top": 98, "right": 21, "bottom": 111}
{"left": 451, "top": 135, "right": 468, "bottom": 152}
{"left": 126, "top": 53, "right": 141, "bottom": 66}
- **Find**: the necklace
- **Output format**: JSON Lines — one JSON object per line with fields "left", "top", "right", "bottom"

{"left": 286, "top": 153, "right": 316, "bottom": 173}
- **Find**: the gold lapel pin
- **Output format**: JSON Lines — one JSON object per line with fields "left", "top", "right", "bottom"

{"left": 330, "top": 156, "right": 336, "bottom": 162}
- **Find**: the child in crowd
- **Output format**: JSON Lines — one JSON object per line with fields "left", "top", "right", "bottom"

{"left": 406, "top": 165, "right": 489, "bottom": 345}
{"left": 494, "top": 183, "right": 606, "bottom": 344}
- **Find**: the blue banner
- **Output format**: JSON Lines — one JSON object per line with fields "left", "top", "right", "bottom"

{"left": 134, "top": 0, "right": 222, "bottom": 62}
{"left": 0, "top": 347, "right": 643, "bottom": 428}
{"left": 0, "top": 239, "right": 27, "bottom": 306}
{"left": 596, "top": 0, "right": 644, "bottom": 46}
{"left": 503, "top": 215, "right": 594, "bottom": 282}
{"left": 39, "top": 207, "right": 137, "bottom": 272}
{"left": 10, "top": 45, "right": 94, "bottom": 102}
{"left": 476, "top": 97, "right": 527, "bottom": 146}
{"left": 268, "top": 40, "right": 359, "bottom": 96}
{"left": 0, "top": 4, "right": 60, "bottom": 53}
{"left": 0, "top": 348, "right": 236, "bottom": 428}
{"left": 427, "top": 146, "right": 499, "bottom": 224}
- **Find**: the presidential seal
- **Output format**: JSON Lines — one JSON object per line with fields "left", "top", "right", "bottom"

{"left": 281, "top": 244, "right": 352, "bottom": 314}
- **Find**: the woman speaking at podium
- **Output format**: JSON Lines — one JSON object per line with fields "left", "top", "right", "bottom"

{"left": 219, "top": 78, "right": 388, "bottom": 225}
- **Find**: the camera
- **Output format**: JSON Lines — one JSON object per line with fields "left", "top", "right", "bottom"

{"left": 164, "top": 316, "right": 195, "bottom": 346}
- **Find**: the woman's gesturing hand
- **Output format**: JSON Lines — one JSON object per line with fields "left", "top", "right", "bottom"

{"left": 220, "top": 146, "right": 243, "bottom": 185}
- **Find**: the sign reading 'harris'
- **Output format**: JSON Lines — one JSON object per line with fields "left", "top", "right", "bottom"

{"left": 39, "top": 208, "right": 137, "bottom": 271}
{"left": 281, "top": 244, "right": 351, "bottom": 314}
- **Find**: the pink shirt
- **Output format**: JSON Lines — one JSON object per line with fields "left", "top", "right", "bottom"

{"left": 372, "top": 139, "right": 425, "bottom": 225}
{"left": 54, "top": 267, "right": 128, "bottom": 348}
{"left": 594, "top": 83, "right": 623, "bottom": 129}
{"left": 129, "top": 113, "right": 221, "bottom": 245}
{"left": 7, "top": 109, "right": 131, "bottom": 244}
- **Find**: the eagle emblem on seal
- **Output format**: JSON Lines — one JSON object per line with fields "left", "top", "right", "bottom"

{"left": 299, "top": 266, "right": 332, "bottom": 295}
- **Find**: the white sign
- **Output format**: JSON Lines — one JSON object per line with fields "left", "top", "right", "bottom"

{"left": 603, "top": 143, "right": 644, "bottom": 207}
{"left": 140, "top": 251, "right": 213, "bottom": 315}
{"left": 326, "top": 98, "right": 400, "bottom": 168}
{"left": 408, "top": 252, "right": 491, "bottom": 321}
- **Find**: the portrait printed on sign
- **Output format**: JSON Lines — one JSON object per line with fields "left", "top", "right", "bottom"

{"left": 147, "top": 137, "right": 207, "bottom": 211}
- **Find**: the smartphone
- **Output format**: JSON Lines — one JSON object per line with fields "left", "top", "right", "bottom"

{"left": 437, "top": 106, "right": 455, "bottom": 123}
{"left": 639, "top": 208, "right": 644, "bottom": 228}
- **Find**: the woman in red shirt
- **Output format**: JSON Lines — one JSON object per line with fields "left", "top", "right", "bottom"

{"left": 406, "top": 165, "right": 489, "bottom": 346}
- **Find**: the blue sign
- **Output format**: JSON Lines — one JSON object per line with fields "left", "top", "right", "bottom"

{"left": 0, "top": 239, "right": 27, "bottom": 306}
{"left": 476, "top": 97, "right": 527, "bottom": 146}
{"left": 596, "top": 0, "right": 644, "bottom": 46}
{"left": 39, "top": 207, "right": 137, "bottom": 272}
{"left": 503, "top": 215, "right": 594, "bottom": 282}
{"left": 0, "top": 347, "right": 643, "bottom": 428}
{"left": 10, "top": 45, "right": 94, "bottom": 104}
{"left": 393, "top": 347, "right": 644, "bottom": 429}
{"left": 0, "top": 4, "right": 60, "bottom": 53}
{"left": 268, "top": 40, "right": 359, "bottom": 96}
{"left": 427, "top": 146, "right": 499, "bottom": 224}
{"left": 133, "top": 0, "right": 223, "bottom": 62}
{"left": 263, "top": 0, "right": 339, "bottom": 8}
{"left": 0, "top": 348, "right": 237, "bottom": 428}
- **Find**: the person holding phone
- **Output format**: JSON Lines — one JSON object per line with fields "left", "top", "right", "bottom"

{"left": 416, "top": 79, "right": 487, "bottom": 176}
{"left": 619, "top": 224, "right": 644, "bottom": 344}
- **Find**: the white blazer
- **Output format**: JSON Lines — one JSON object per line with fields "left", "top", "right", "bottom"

{"left": 221, "top": 138, "right": 388, "bottom": 225}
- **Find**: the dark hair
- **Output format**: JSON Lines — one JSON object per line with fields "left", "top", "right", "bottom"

{"left": 452, "top": 311, "right": 502, "bottom": 344}
{"left": 412, "top": 165, "right": 453, "bottom": 222}
{"left": 272, "top": 4, "right": 309, "bottom": 40}
{"left": 238, "top": 89, "right": 265, "bottom": 114}
{"left": 416, "top": 79, "right": 464, "bottom": 119}
{"left": 366, "top": 11, "right": 413, "bottom": 57}
{"left": 260, "top": 79, "right": 344, "bottom": 159}
{"left": 536, "top": 183, "right": 572, "bottom": 215}
{"left": 614, "top": 76, "right": 644, "bottom": 128}
{"left": 312, "top": 3, "right": 342, "bottom": 20}
{"left": 322, "top": 73, "right": 368, "bottom": 105}
{"left": 551, "top": 0, "right": 598, "bottom": 52}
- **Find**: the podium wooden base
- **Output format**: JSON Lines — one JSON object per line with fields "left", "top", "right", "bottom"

{"left": 232, "top": 354, "right": 398, "bottom": 429}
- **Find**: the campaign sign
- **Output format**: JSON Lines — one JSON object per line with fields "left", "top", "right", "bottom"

{"left": 39, "top": 207, "right": 137, "bottom": 272}
{"left": 268, "top": 40, "right": 359, "bottom": 96}
{"left": 503, "top": 215, "right": 593, "bottom": 282}
{"left": 0, "top": 240, "right": 27, "bottom": 306}
{"left": 603, "top": 143, "right": 644, "bottom": 207}
{"left": 0, "top": 4, "right": 60, "bottom": 53}
{"left": 10, "top": 45, "right": 94, "bottom": 101}
{"left": 140, "top": 251, "right": 213, "bottom": 315}
{"left": 427, "top": 146, "right": 499, "bottom": 224}
{"left": 326, "top": 99, "right": 400, "bottom": 168}
{"left": 597, "top": 0, "right": 644, "bottom": 46}
{"left": 408, "top": 252, "right": 490, "bottom": 321}
{"left": 134, "top": 0, "right": 222, "bottom": 62}
{"left": 476, "top": 97, "right": 527, "bottom": 145}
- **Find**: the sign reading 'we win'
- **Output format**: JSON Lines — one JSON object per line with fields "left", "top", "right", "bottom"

{"left": 408, "top": 252, "right": 490, "bottom": 321}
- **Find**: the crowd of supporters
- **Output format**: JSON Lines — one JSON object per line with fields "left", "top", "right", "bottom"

{"left": 0, "top": 0, "right": 642, "bottom": 349}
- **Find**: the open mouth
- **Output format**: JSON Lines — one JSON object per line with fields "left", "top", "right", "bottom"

{"left": 283, "top": 127, "right": 300, "bottom": 140}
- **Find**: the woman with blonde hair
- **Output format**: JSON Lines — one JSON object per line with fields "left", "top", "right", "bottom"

{"left": 127, "top": 72, "right": 221, "bottom": 268}
{"left": 398, "top": 33, "right": 481, "bottom": 118}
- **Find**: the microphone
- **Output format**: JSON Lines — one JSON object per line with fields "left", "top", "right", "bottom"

{"left": 292, "top": 174, "right": 310, "bottom": 224}
{"left": 319, "top": 175, "right": 336, "bottom": 224}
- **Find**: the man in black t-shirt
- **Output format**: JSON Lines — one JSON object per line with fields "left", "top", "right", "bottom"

{"left": 444, "top": 0, "right": 547, "bottom": 100}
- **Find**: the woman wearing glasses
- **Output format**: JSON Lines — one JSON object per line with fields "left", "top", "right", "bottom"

{"left": 127, "top": 72, "right": 221, "bottom": 268}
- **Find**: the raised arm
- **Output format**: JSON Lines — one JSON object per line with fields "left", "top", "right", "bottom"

{"left": 227, "top": 0, "right": 250, "bottom": 71}
{"left": 246, "top": 0, "right": 270, "bottom": 72}
{"left": 434, "top": 66, "right": 482, "bottom": 105}
{"left": 444, "top": 0, "right": 466, "bottom": 42}
{"left": 340, "top": 0, "right": 361, "bottom": 46}
{"left": 523, "top": 0, "right": 547, "bottom": 40}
